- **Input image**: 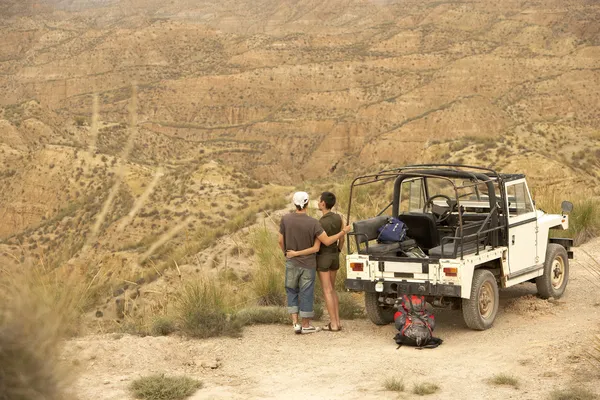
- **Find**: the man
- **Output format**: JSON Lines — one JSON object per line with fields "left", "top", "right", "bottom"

{"left": 315, "top": 191, "right": 343, "bottom": 332}
{"left": 279, "top": 191, "right": 350, "bottom": 334}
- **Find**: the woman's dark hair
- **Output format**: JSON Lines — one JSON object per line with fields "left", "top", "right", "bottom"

{"left": 320, "top": 191, "right": 336, "bottom": 210}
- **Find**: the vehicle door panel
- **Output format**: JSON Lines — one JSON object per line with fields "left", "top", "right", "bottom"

{"left": 506, "top": 180, "right": 538, "bottom": 275}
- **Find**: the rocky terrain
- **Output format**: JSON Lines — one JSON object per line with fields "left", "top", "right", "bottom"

{"left": 65, "top": 240, "right": 600, "bottom": 400}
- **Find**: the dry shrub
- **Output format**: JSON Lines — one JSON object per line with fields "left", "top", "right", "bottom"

{"left": 488, "top": 373, "right": 520, "bottom": 388}
{"left": 0, "top": 265, "right": 78, "bottom": 400}
{"left": 383, "top": 377, "right": 405, "bottom": 392}
{"left": 335, "top": 253, "right": 348, "bottom": 292}
{"left": 236, "top": 306, "right": 289, "bottom": 325}
{"left": 338, "top": 292, "right": 364, "bottom": 320}
{"left": 549, "top": 387, "right": 597, "bottom": 400}
{"left": 532, "top": 187, "right": 600, "bottom": 246}
{"left": 413, "top": 382, "right": 440, "bottom": 396}
{"left": 130, "top": 374, "right": 202, "bottom": 400}
{"left": 175, "top": 277, "right": 242, "bottom": 339}
{"left": 150, "top": 316, "right": 177, "bottom": 336}
{"left": 248, "top": 227, "right": 286, "bottom": 306}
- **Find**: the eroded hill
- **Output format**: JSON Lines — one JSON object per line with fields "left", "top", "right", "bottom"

{"left": 1, "top": 0, "right": 599, "bottom": 283}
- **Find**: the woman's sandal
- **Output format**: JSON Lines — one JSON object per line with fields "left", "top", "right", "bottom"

{"left": 322, "top": 322, "right": 341, "bottom": 332}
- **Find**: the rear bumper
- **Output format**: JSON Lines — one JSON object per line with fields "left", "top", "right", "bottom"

{"left": 345, "top": 279, "right": 461, "bottom": 297}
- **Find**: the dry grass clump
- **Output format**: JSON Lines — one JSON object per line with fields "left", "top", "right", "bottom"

{"left": 548, "top": 387, "right": 597, "bottom": 400}
{"left": 412, "top": 382, "right": 440, "bottom": 396}
{"left": 383, "top": 377, "right": 405, "bottom": 392}
{"left": 150, "top": 316, "right": 177, "bottom": 336}
{"left": 0, "top": 266, "right": 77, "bottom": 400}
{"left": 130, "top": 374, "right": 202, "bottom": 400}
{"left": 236, "top": 306, "right": 290, "bottom": 325}
{"left": 338, "top": 292, "right": 364, "bottom": 319}
{"left": 248, "top": 226, "right": 286, "bottom": 306}
{"left": 176, "top": 277, "right": 242, "bottom": 339}
{"left": 533, "top": 187, "right": 600, "bottom": 246}
{"left": 488, "top": 373, "right": 520, "bottom": 388}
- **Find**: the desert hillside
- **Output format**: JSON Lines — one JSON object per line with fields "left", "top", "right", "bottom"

{"left": 0, "top": 0, "right": 599, "bottom": 299}
{"left": 1, "top": 2, "right": 600, "bottom": 399}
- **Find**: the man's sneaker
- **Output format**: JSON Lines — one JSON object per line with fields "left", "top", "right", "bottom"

{"left": 293, "top": 323, "right": 302, "bottom": 334}
{"left": 301, "top": 325, "right": 321, "bottom": 334}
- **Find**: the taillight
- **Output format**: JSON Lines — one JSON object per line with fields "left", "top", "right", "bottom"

{"left": 443, "top": 267, "right": 458, "bottom": 277}
{"left": 350, "top": 262, "right": 364, "bottom": 272}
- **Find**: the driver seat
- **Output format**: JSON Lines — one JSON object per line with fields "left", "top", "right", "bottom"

{"left": 397, "top": 213, "right": 440, "bottom": 251}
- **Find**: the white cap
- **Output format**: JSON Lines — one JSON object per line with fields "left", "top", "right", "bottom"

{"left": 293, "top": 191, "right": 309, "bottom": 208}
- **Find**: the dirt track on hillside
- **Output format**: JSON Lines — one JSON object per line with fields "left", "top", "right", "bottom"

{"left": 65, "top": 241, "right": 600, "bottom": 400}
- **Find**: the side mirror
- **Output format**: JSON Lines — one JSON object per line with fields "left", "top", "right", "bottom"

{"left": 561, "top": 201, "right": 573, "bottom": 214}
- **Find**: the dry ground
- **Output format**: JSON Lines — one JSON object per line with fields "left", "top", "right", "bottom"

{"left": 65, "top": 240, "right": 600, "bottom": 400}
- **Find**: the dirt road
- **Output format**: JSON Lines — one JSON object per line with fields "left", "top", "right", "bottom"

{"left": 65, "top": 240, "right": 600, "bottom": 400}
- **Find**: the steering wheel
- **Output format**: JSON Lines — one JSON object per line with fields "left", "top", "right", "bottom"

{"left": 423, "top": 194, "right": 456, "bottom": 223}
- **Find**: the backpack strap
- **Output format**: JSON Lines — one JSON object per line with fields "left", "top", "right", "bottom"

{"left": 415, "top": 337, "right": 443, "bottom": 349}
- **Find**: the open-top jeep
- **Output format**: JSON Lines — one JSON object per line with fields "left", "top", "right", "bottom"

{"left": 345, "top": 165, "right": 574, "bottom": 330}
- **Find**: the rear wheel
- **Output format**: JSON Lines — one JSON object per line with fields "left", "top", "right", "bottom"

{"left": 365, "top": 292, "right": 395, "bottom": 325}
{"left": 536, "top": 244, "right": 569, "bottom": 299}
{"left": 462, "top": 269, "right": 499, "bottom": 331}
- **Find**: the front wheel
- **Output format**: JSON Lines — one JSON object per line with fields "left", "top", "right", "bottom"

{"left": 462, "top": 269, "right": 499, "bottom": 331}
{"left": 365, "top": 292, "right": 395, "bottom": 325}
{"left": 536, "top": 244, "right": 569, "bottom": 299}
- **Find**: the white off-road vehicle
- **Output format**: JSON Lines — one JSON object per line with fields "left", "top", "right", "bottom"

{"left": 345, "top": 165, "right": 573, "bottom": 330}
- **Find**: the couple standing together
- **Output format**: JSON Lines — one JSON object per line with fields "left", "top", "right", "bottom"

{"left": 278, "top": 191, "right": 351, "bottom": 334}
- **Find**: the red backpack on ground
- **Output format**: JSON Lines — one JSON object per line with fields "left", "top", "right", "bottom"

{"left": 393, "top": 295, "right": 442, "bottom": 349}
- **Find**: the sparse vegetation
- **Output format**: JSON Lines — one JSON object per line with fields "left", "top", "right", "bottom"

{"left": 176, "top": 277, "right": 242, "bottom": 339}
{"left": 412, "top": 382, "right": 440, "bottom": 396}
{"left": 248, "top": 227, "right": 286, "bottom": 306}
{"left": 338, "top": 292, "right": 364, "bottom": 319}
{"left": 383, "top": 377, "right": 405, "bottom": 392}
{"left": 237, "top": 306, "right": 290, "bottom": 325}
{"left": 2, "top": 1, "right": 600, "bottom": 398}
{"left": 151, "top": 316, "right": 177, "bottom": 336}
{"left": 488, "top": 373, "right": 520, "bottom": 388}
{"left": 548, "top": 387, "right": 597, "bottom": 400}
{"left": 130, "top": 374, "right": 202, "bottom": 400}
{"left": 533, "top": 188, "right": 600, "bottom": 246}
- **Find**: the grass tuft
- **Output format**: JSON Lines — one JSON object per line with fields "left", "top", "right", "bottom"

{"left": 532, "top": 187, "right": 600, "bottom": 246}
{"left": 176, "top": 278, "right": 242, "bottom": 339}
{"left": 151, "top": 316, "right": 177, "bottom": 336}
{"left": 549, "top": 386, "right": 597, "bottom": 400}
{"left": 338, "top": 292, "right": 364, "bottom": 319}
{"left": 248, "top": 227, "right": 286, "bottom": 306}
{"left": 130, "top": 374, "right": 202, "bottom": 400}
{"left": 565, "top": 199, "right": 600, "bottom": 245}
{"left": 383, "top": 377, "right": 405, "bottom": 392}
{"left": 413, "top": 382, "right": 440, "bottom": 396}
{"left": 489, "top": 373, "right": 520, "bottom": 388}
{"left": 0, "top": 266, "right": 76, "bottom": 400}
{"left": 237, "top": 306, "right": 290, "bottom": 325}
